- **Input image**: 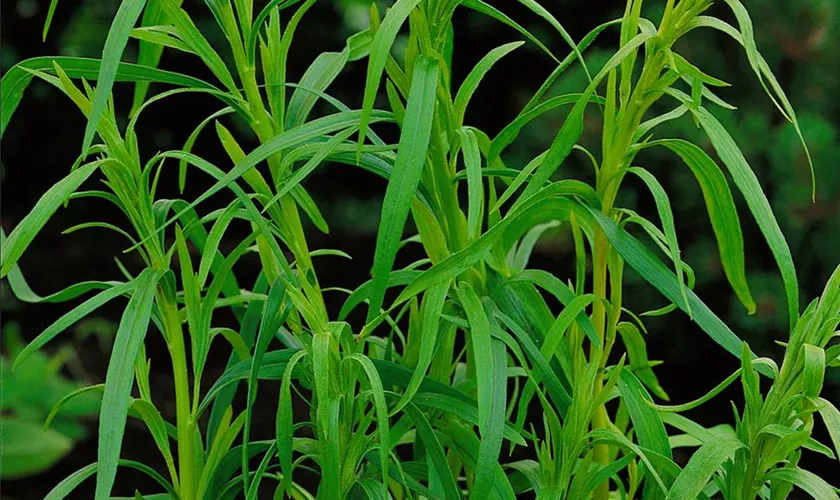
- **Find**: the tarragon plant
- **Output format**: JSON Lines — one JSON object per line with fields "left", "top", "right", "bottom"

{"left": 1, "top": 0, "right": 838, "bottom": 498}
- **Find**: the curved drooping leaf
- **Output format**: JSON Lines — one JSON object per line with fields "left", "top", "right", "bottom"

{"left": 460, "top": 0, "right": 556, "bottom": 63}
{"left": 13, "top": 280, "right": 137, "bottom": 370}
{"left": 584, "top": 207, "right": 772, "bottom": 376}
{"left": 198, "top": 350, "right": 299, "bottom": 416}
{"left": 668, "top": 94, "right": 798, "bottom": 330}
{"left": 1, "top": 161, "right": 102, "bottom": 278}
{"left": 647, "top": 139, "right": 755, "bottom": 313}
{"left": 453, "top": 41, "right": 524, "bottom": 126}
{"left": 1, "top": 56, "right": 218, "bottom": 138}
{"left": 763, "top": 467, "right": 839, "bottom": 500}
{"left": 45, "top": 460, "right": 176, "bottom": 500}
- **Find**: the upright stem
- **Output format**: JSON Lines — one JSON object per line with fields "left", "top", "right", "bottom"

{"left": 161, "top": 294, "right": 196, "bottom": 499}
{"left": 590, "top": 197, "right": 616, "bottom": 499}
{"left": 590, "top": 53, "right": 656, "bottom": 499}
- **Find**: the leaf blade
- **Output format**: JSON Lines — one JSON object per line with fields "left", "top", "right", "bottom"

{"left": 367, "top": 55, "right": 440, "bottom": 322}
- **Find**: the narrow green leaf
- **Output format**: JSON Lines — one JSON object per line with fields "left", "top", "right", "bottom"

{"left": 391, "top": 281, "right": 450, "bottom": 415}
{"left": 45, "top": 460, "right": 176, "bottom": 500}
{"left": 130, "top": 0, "right": 183, "bottom": 113}
{"left": 160, "top": 111, "right": 392, "bottom": 235}
{"left": 395, "top": 185, "right": 595, "bottom": 306}
{"left": 43, "top": 0, "right": 62, "bottom": 41}
{"left": 344, "top": 353, "right": 391, "bottom": 487}
{"left": 648, "top": 139, "right": 754, "bottom": 313}
{"left": 198, "top": 199, "right": 241, "bottom": 289}
{"left": 460, "top": 128, "right": 484, "bottom": 239}
{"left": 285, "top": 50, "right": 349, "bottom": 129}
{"left": 456, "top": 283, "right": 506, "bottom": 499}
{"left": 519, "top": 32, "right": 652, "bottom": 203}
{"left": 358, "top": 0, "right": 423, "bottom": 148}
{"left": 586, "top": 428, "right": 668, "bottom": 493}
{"left": 96, "top": 269, "right": 163, "bottom": 500}
{"left": 246, "top": 0, "right": 302, "bottom": 63}
{"left": 130, "top": 26, "right": 194, "bottom": 55}
{"left": 516, "top": 0, "right": 590, "bottom": 80}
{"left": 461, "top": 0, "right": 556, "bottom": 62}
{"left": 665, "top": 436, "right": 744, "bottom": 499}
{"left": 242, "top": 281, "right": 288, "bottom": 492}
{"left": 411, "top": 392, "right": 526, "bottom": 445}
{"left": 764, "top": 467, "right": 839, "bottom": 500}
{"left": 2, "top": 56, "right": 218, "bottom": 138}
{"left": 585, "top": 207, "right": 771, "bottom": 375}
{"left": 244, "top": 442, "right": 276, "bottom": 500}
{"left": 366, "top": 55, "right": 439, "bottom": 322}
{"left": 13, "top": 280, "right": 136, "bottom": 369}
{"left": 816, "top": 397, "right": 840, "bottom": 467}
{"left": 82, "top": 0, "right": 148, "bottom": 154}
{"left": 489, "top": 93, "right": 602, "bottom": 162}
{"left": 199, "top": 349, "right": 298, "bottom": 416}
{"left": 358, "top": 478, "right": 390, "bottom": 500}
{"left": 616, "top": 322, "right": 668, "bottom": 400}
{"left": 313, "top": 330, "right": 340, "bottom": 496}
{"left": 626, "top": 166, "right": 690, "bottom": 316}
{"left": 495, "top": 310, "right": 572, "bottom": 416}
{"left": 716, "top": 1, "right": 815, "bottom": 198}
{"left": 129, "top": 399, "right": 178, "bottom": 488}
{"left": 648, "top": 369, "right": 743, "bottom": 413}
{"left": 521, "top": 19, "right": 622, "bottom": 114}
{"left": 457, "top": 282, "right": 494, "bottom": 429}
{"left": 1, "top": 161, "right": 100, "bottom": 277}
{"left": 45, "top": 384, "right": 105, "bottom": 429}
{"left": 276, "top": 350, "right": 307, "bottom": 496}
{"left": 692, "top": 99, "right": 798, "bottom": 328}
{"left": 403, "top": 403, "right": 463, "bottom": 500}
{"left": 158, "top": 1, "right": 238, "bottom": 94}
{"left": 197, "top": 410, "right": 247, "bottom": 500}
{"left": 263, "top": 127, "right": 358, "bottom": 212}
{"left": 453, "top": 41, "right": 524, "bottom": 126}
{"left": 618, "top": 371, "right": 672, "bottom": 459}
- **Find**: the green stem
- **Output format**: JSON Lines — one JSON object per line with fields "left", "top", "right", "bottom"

{"left": 162, "top": 294, "right": 196, "bottom": 499}
{"left": 591, "top": 221, "right": 612, "bottom": 500}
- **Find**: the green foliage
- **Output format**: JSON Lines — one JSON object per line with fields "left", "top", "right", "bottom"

{"left": 0, "top": 323, "right": 100, "bottom": 479}
{"left": 1, "top": 0, "right": 838, "bottom": 498}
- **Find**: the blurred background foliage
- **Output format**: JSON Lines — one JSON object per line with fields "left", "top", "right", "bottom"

{"left": 1, "top": 0, "right": 838, "bottom": 495}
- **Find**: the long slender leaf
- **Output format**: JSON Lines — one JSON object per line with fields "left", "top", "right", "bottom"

{"left": 366, "top": 55, "right": 439, "bottom": 322}
{"left": 690, "top": 104, "right": 798, "bottom": 329}
{"left": 647, "top": 139, "right": 755, "bottom": 313}
{"left": 358, "top": 0, "right": 423, "bottom": 148}
{"left": 1, "top": 161, "right": 101, "bottom": 277}
{"left": 82, "top": 0, "right": 148, "bottom": 154}
{"left": 95, "top": 269, "right": 163, "bottom": 499}
{"left": 764, "top": 467, "right": 839, "bottom": 500}
{"left": 13, "top": 281, "right": 136, "bottom": 369}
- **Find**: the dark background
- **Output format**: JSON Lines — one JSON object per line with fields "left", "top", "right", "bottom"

{"left": 2, "top": 0, "right": 839, "bottom": 497}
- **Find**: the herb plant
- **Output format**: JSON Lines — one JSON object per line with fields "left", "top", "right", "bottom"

{"left": 1, "top": 0, "right": 838, "bottom": 499}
